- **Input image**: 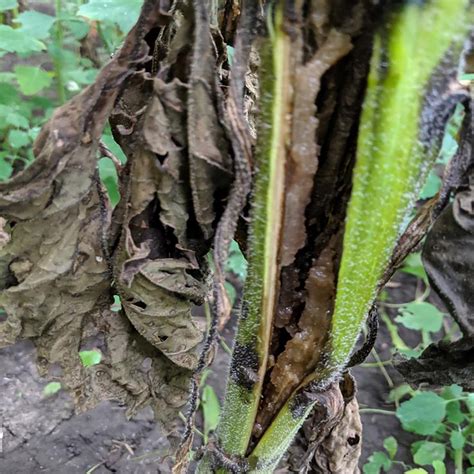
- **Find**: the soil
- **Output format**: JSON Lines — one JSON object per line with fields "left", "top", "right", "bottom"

{"left": 0, "top": 273, "right": 441, "bottom": 474}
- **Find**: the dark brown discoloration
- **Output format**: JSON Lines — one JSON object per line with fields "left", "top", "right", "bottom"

{"left": 229, "top": 342, "right": 260, "bottom": 391}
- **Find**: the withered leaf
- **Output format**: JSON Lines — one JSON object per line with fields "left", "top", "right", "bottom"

{"left": 395, "top": 110, "right": 474, "bottom": 388}
{"left": 187, "top": 0, "right": 233, "bottom": 240}
{"left": 0, "top": 0, "right": 209, "bottom": 432}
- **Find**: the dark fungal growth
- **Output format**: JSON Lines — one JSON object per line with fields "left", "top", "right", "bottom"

{"left": 229, "top": 342, "right": 260, "bottom": 391}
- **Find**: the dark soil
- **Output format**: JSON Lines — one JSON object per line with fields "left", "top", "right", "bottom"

{"left": 0, "top": 273, "right": 437, "bottom": 473}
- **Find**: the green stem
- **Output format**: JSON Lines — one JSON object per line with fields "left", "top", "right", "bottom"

{"left": 359, "top": 409, "right": 397, "bottom": 416}
{"left": 370, "top": 348, "right": 394, "bottom": 388}
{"left": 207, "top": 2, "right": 291, "bottom": 461}
{"left": 454, "top": 447, "right": 463, "bottom": 474}
{"left": 54, "top": 0, "right": 66, "bottom": 104}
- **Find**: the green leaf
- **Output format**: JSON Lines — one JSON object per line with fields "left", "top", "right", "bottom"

{"left": 15, "top": 11, "right": 55, "bottom": 40}
{"left": 101, "top": 130, "right": 127, "bottom": 164}
{"left": 450, "top": 430, "right": 465, "bottom": 450}
{"left": 381, "top": 312, "right": 411, "bottom": 353}
{"left": 363, "top": 452, "right": 392, "bottom": 474}
{"left": 397, "top": 392, "right": 446, "bottom": 435}
{"left": 14, "top": 65, "right": 52, "bottom": 96}
{"left": 0, "top": 83, "right": 19, "bottom": 105}
{"left": 432, "top": 460, "right": 446, "bottom": 474}
{"left": 388, "top": 383, "right": 414, "bottom": 403}
{"left": 224, "top": 281, "right": 237, "bottom": 306}
{"left": 441, "top": 384, "right": 463, "bottom": 400}
{"left": 226, "top": 240, "right": 247, "bottom": 280}
{"left": 43, "top": 381, "right": 61, "bottom": 396}
{"left": 419, "top": 171, "right": 442, "bottom": 200}
{"left": 0, "top": 25, "right": 44, "bottom": 53}
{"left": 201, "top": 385, "right": 220, "bottom": 442}
{"left": 62, "top": 17, "right": 90, "bottom": 40}
{"left": 78, "top": 0, "right": 144, "bottom": 33}
{"left": 79, "top": 349, "right": 102, "bottom": 367}
{"left": 413, "top": 441, "right": 445, "bottom": 466}
{"left": 405, "top": 470, "right": 428, "bottom": 474}
{"left": 383, "top": 436, "right": 398, "bottom": 459}
{"left": 0, "top": 0, "right": 17, "bottom": 11}
{"left": 400, "top": 252, "right": 428, "bottom": 281}
{"left": 98, "top": 157, "right": 120, "bottom": 207}
{"left": 7, "top": 129, "right": 30, "bottom": 148}
{"left": 0, "top": 157, "right": 13, "bottom": 181}
{"left": 396, "top": 302, "right": 444, "bottom": 333}
{"left": 466, "top": 393, "right": 474, "bottom": 414}
{"left": 446, "top": 401, "right": 465, "bottom": 424}
{"left": 467, "top": 469, "right": 474, "bottom": 474}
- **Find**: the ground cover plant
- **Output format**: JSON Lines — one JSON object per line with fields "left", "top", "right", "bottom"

{"left": 1, "top": 0, "right": 474, "bottom": 473}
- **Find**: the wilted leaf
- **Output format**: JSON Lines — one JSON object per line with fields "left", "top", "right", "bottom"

{"left": 0, "top": 0, "right": 198, "bottom": 433}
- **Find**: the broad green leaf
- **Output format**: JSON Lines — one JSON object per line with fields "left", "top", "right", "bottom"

{"left": 441, "top": 384, "right": 463, "bottom": 400}
{"left": 405, "top": 470, "right": 428, "bottom": 474}
{"left": 383, "top": 436, "right": 398, "bottom": 459}
{"left": 450, "top": 430, "right": 465, "bottom": 450}
{"left": 79, "top": 349, "right": 102, "bottom": 367}
{"left": 396, "top": 302, "right": 444, "bottom": 333}
{"left": 15, "top": 11, "right": 55, "bottom": 40}
{"left": 0, "top": 0, "right": 17, "bottom": 11}
{"left": 98, "top": 157, "right": 120, "bottom": 207}
{"left": 0, "top": 158, "right": 13, "bottom": 181}
{"left": 7, "top": 129, "right": 30, "bottom": 149}
{"left": 0, "top": 83, "right": 18, "bottom": 105}
{"left": 0, "top": 25, "right": 44, "bottom": 53}
{"left": 363, "top": 451, "right": 392, "bottom": 474}
{"left": 78, "top": 0, "right": 144, "bottom": 34}
{"left": 62, "top": 17, "right": 90, "bottom": 40}
{"left": 14, "top": 66, "right": 52, "bottom": 96}
{"left": 0, "top": 104, "right": 29, "bottom": 130}
{"left": 413, "top": 441, "right": 445, "bottom": 465}
{"left": 397, "top": 392, "right": 446, "bottom": 435}
{"left": 65, "top": 67, "right": 98, "bottom": 86}
{"left": 43, "top": 381, "right": 61, "bottom": 396}
{"left": 201, "top": 385, "right": 220, "bottom": 442}
{"left": 432, "top": 460, "right": 446, "bottom": 474}
{"left": 446, "top": 401, "right": 465, "bottom": 424}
